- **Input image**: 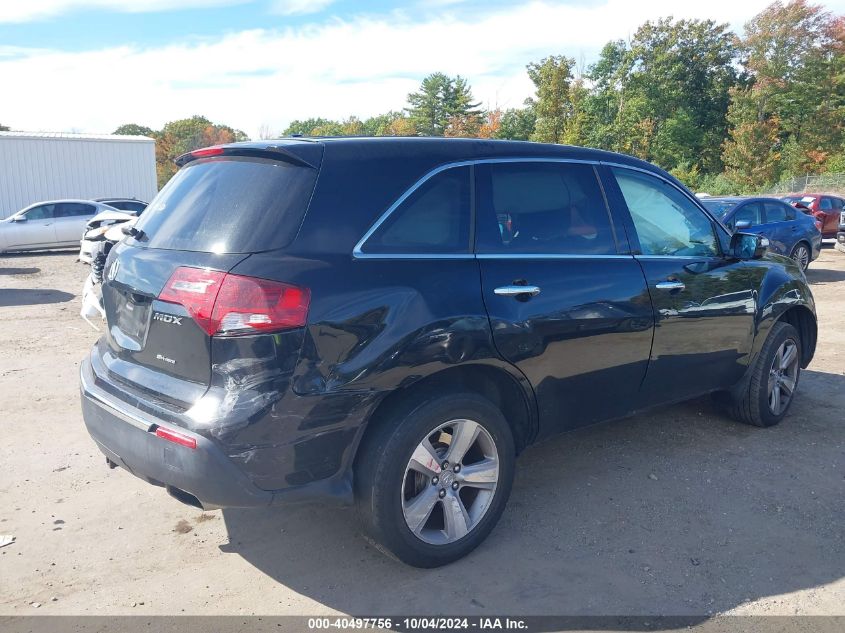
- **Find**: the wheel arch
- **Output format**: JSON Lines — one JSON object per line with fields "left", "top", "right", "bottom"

{"left": 776, "top": 304, "right": 817, "bottom": 368}
{"left": 352, "top": 363, "right": 538, "bottom": 477}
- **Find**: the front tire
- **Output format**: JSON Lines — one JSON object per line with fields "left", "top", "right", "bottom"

{"left": 724, "top": 321, "right": 802, "bottom": 427}
{"left": 355, "top": 393, "right": 515, "bottom": 567}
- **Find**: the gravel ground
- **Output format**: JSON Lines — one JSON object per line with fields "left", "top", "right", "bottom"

{"left": 0, "top": 246, "right": 843, "bottom": 617}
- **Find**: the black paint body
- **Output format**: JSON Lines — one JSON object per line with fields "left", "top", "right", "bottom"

{"left": 80, "top": 138, "right": 818, "bottom": 509}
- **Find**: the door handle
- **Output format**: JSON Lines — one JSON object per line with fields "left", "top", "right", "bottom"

{"left": 655, "top": 280, "right": 685, "bottom": 291}
{"left": 494, "top": 285, "right": 541, "bottom": 298}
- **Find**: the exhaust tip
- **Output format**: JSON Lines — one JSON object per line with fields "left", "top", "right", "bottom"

{"left": 166, "top": 485, "right": 204, "bottom": 509}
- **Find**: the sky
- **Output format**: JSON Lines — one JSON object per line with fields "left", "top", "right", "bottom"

{"left": 2, "top": 0, "right": 845, "bottom": 138}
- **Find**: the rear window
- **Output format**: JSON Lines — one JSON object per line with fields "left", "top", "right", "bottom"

{"left": 133, "top": 157, "right": 317, "bottom": 253}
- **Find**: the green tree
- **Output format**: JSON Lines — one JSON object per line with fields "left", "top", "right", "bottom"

{"left": 113, "top": 123, "right": 154, "bottom": 137}
{"left": 406, "top": 72, "right": 481, "bottom": 136}
{"left": 495, "top": 106, "right": 536, "bottom": 141}
{"left": 526, "top": 55, "right": 575, "bottom": 144}
{"left": 722, "top": 0, "right": 845, "bottom": 187}
{"left": 0, "top": 123, "right": 9, "bottom": 131}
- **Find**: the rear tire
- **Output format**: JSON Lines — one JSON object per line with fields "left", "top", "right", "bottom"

{"left": 723, "top": 321, "right": 801, "bottom": 427}
{"left": 355, "top": 392, "right": 515, "bottom": 567}
{"left": 790, "top": 242, "right": 811, "bottom": 271}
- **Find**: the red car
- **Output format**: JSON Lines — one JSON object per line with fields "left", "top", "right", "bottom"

{"left": 781, "top": 193, "right": 844, "bottom": 238}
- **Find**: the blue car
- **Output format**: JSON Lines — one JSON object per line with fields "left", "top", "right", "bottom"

{"left": 701, "top": 197, "right": 821, "bottom": 270}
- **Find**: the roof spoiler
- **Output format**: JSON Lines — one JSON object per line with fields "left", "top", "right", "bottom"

{"left": 175, "top": 145, "right": 318, "bottom": 169}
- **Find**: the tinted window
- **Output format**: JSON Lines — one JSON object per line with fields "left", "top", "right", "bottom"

{"left": 55, "top": 203, "right": 95, "bottom": 217}
{"left": 23, "top": 205, "right": 55, "bottom": 220}
{"left": 820, "top": 197, "right": 833, "bottom": 210}
{"left": 613, "top": 168, "right": 718, "bottom": 257}
{"left": 764, "top": 201, "right": 792, "bottom": 223}
{"left": 733, "top": 202, "right": 762, "bottom": 227}
{"left": 361, "top": 166, "right": 471, "bottom": 254}
{"left": 476, "top": 162, "right": 616, "bottom": 255}
{"left": 134, "top": 157, "right": 317, "bottom": 253}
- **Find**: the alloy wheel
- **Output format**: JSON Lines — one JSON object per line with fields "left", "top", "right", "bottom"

{"left": 401, "top": 419, "right": 499, "bottom": 545}
{"left": 792, "top": 245, "right": 810, "bottom": 270}
{"left": 768, "top": 339, "right": 799, "bottom": 416}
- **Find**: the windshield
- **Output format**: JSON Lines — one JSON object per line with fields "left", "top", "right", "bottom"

{"left": 133, "top": 157, "right": 317, "bottom": 253}
{"left": 701, "top": 200, "right": 737, "bottom": 218}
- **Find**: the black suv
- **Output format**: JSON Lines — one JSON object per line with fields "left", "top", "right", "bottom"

{"left": 80, "top": 138, "right": 817, "bottom": 567}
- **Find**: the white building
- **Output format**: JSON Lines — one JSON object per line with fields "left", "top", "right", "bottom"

{"left": 0, "top": 131, "right": 157, "bottom": 219}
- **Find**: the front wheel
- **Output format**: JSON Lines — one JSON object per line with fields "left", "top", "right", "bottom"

{"left": 790, "top": 242, "right": 811, "bottom": 271}
{"left": 723, "top": 321, "right": 802, "bottom": 427}
{"left": 355, "top": 393, "right": 515, "bottom": 567}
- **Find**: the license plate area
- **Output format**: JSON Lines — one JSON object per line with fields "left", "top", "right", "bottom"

{"left": 112, "top": 291, "right": 152, "bottom": 350}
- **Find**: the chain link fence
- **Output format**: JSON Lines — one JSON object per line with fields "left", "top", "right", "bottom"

{"left": 763, "top": 173, "right": 845, "bottom": 195}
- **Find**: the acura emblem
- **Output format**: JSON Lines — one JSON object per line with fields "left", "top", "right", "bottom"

{"left": 107, "top": 258, "right": 120, "bottom": 281}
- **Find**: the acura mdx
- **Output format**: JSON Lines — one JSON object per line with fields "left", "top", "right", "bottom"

{"left": 80, "top": 138, "right": 817, "bottom": 567}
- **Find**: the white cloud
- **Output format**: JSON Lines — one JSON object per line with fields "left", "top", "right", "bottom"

{"left": 4, "top": 0, "right": 845, "bottom": 137}
{"left": 0, "top": 0, "right": 250, "bottom": 23}
{"left": 270, "top": 0, "right": 335, "bottom": 16}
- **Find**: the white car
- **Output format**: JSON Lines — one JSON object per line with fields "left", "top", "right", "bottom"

{"left": 78, "top": 208, "right": 136, "bottom": 263}
{"left": 0, "top": 200, "right": 117, "bottom": 254}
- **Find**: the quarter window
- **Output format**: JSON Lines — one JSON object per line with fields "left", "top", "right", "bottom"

{"left": 820, "top": 197, "right": 833, "bottom": 210}
{"left": 476, "top": 162, "right": 616, "bottom": 255}
{"left": 360, "top": 166, "right": 471, "bottom": 254}
{"left": 612, "top": 168, "right": 719, "bottom": 257}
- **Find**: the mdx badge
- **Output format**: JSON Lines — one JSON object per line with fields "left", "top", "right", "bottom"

{"left": 153, "top": 312, "right": 183, "bottom": 326}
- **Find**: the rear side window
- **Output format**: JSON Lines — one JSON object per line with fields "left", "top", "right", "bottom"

{"left": 56, "top": 203, "right": 95, "bottom": 217}
{"left": 764, "top": 201, "right": 793, "bottom": 222}
{"left": 820, "top": 197, "right": 833, "bottom": 210}
{"left": 476, "top": 162, "right": 616, "bottom": 255}
{"left": 134, "top": 157, "right": 317, "bottom": 253}
{"left": 360, "top": 166, "right": 471, "bottom": 254}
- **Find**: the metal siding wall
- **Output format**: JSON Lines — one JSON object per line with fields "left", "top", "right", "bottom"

{"left": 0, "top": 136, "right": 157, "bottom": 218}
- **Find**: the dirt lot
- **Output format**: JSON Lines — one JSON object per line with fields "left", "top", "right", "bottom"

{"left": 1, "top": 246, "right": 843, "bottom": 617}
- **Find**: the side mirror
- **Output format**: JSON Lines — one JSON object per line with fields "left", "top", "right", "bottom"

{"left": 731, "top": 232, "right": 769, "bottom": 260}
{"left": 734, "top": 219, "right": 752, "bottom": 230}
{"left": 12, "top": 215, "right": 27, "bottom": 222}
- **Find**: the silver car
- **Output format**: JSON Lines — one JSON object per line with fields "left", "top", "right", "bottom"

{"left": 0, "top": 200, "right": 116, "bottom": 254}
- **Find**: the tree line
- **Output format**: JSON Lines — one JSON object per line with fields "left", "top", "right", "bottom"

{"left": 280, "top": 0, "right": 845, "bottom": 194}
{"left": 6, "top": 0, "right": 840, "bottom": 193}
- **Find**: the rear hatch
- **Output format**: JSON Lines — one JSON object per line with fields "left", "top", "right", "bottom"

{"left": 97, "top": 143, "right": 322, "bottom": 408}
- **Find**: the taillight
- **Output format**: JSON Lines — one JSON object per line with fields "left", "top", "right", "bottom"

{"left": 158, "top": 266, "right": 310, "bottom": 336}
{"left": 158, "top": 267, "right": 226, "bottom": 335}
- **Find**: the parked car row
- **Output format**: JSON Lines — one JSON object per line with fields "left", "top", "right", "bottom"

{"left": 0, "top": 197, "right": 147, "bottom": 256}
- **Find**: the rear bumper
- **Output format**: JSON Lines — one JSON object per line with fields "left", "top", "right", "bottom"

{"left": 79, "top": 357, "right": 273, "bottom": 509}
